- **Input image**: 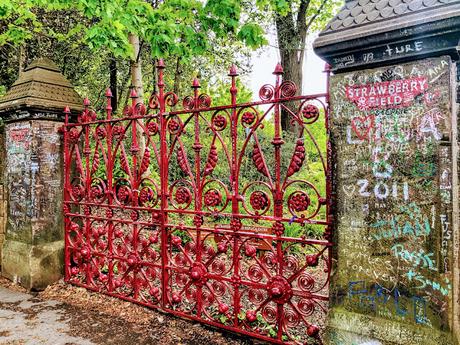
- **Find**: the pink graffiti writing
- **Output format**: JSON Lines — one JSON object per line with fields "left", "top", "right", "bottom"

{"left": 10, "top": 128, "right": 29, "bottom": 142}
{"left": 346, "top": 77, "right": 428, "bottom": 110}
{"left": 351, "top": 115, "right": 375, "bottom": 141}
{"left": 9, "top": 128, "right": 30, "bottom": 149}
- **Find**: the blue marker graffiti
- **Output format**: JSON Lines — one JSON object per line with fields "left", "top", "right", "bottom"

{"left": 348, "top": 281, "right": 428, "bottom": 324}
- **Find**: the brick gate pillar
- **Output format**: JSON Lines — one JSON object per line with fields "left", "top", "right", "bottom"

{"left": 0, "top": 58, "right": 82, "bottom": 290}
{"left": 314, "top": 2, "right": 460, "bottom": 344}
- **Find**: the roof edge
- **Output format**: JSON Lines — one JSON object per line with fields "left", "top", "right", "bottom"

{"left": 314, "top": 2, "right": 460, "bottom": 49}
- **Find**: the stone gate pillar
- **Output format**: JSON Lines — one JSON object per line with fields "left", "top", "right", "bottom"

{"left": 314, "top": 1, "right": 460, "bottom": 344}
{"left": 0, "top": 123, "right": 5, "bottom": 262}
{"left": 0, "top": 58, "right": 82, "bottom": 290}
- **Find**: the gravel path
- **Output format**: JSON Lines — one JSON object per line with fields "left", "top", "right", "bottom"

{"left": 0, "top": 286, "right": 94, "bottom": 345}
{"left": 0, "top": 278, "right": 258, "bottom": 345}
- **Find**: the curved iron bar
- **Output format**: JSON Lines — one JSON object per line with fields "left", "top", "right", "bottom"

{"left": 63, "top": 60, "right": 332, "bottom": 345}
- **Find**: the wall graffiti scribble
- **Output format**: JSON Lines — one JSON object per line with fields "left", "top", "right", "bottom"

{"left": 330, "top": 57, "right": 453, "bottom": 332}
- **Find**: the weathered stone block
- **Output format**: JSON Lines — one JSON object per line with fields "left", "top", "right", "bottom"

{"left": 0, "top": 127, "right": 5, "bottom": 268}
{"left": 1, "top": 239, "right": 63, "bottom": 290}
{"left": 4, "top": 120, "right": 63, "bottom": 241}
{"left": 1, "top": 120, "right": 64, "bottom": 289}
{"left": 325, "top": 309, "right": 453, "bottom": 345}
{"left": 0, "top": 233, "right": 4, "bottom": 259}
{"left": 326, "top": 56, "right": 456, "bottom": 344}
{"left": 0, "top": 59, "right": 81, "bottom": 290}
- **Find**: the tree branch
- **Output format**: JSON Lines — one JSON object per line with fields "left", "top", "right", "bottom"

{"left": 306, "top": 0, "right": 328, "bottom": 32}
{"left": 274, "top": 1, "right": 296, "bottom": 49}
{"left": 296, "top": 0, "right": 310, "bottom": 37}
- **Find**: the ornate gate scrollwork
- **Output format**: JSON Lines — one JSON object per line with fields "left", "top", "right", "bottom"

{"left": 63, "top": 60, "right": 332, "bottom": 344}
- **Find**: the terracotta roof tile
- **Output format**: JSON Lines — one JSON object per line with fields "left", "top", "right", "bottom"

{"left": 367, "top": 10, "right": 381, "bottom": 20}
{"left": 0, "top": 58, "right": 83, "bottom": 112}
{"left": 380, "top": 6, "right": 394, "bottom": 17}
{"left": 343, "top": 16, "right": 355, "bottom": 27}
{"left": 375, "top": 0, "right": 389, "bottom": 10}
{"left": 346, "top": 1, "right": 359, "bottom": 9}
{"left": 363, "top": 3, "right": 375, "bottom": 12}
{"left": 338, "top": 8, "right": 351, "bottom": 18}
{"left": 351, "top": 5, "right": 364, "bottom": 16}
{"left": 394, "top": 3, "right": 409, "bottom": 13}
{"left": 408, "top": 0, "right": 424, "bottom": 10}
{"left": 322, "top": 0, "right": 459, "bottom": 34}
{"left": 330, "top": 19, "right": 343, "bottom": 30}
{"left": 356, "top": 12, "right": 369, "bottom": 23}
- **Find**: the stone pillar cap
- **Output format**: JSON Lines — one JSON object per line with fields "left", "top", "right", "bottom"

{"left": 315, "top": 0, "right": 460, "bottom": 48}
{"left": 0, "top": 58, "right": 83, "bottom": 114}
{"left": 313, "top": 0, "right": 460, "bottom": 71}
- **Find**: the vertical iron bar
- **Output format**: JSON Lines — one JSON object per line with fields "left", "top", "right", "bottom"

{"left": 157, "top": 59, "right": 169, "bottom": 308}
{"left": 324, "top": 64, "right": 333, "bottom": 310}
{"left": 192, "top": 79, "right": 203, "bottom": 317}
{"left": 325, "top": 63, "right": 332, "bottom": 235}
{"left": 130, "top": 90, "right": 140, "bottom": 299}
{"left": 61, "top": 61, "right": 332, "bottom": 345}
{"left": 105, "top": 89, "right": 115, "bottom": 293}
{"left": 83, "top": 99, "right": 92, "bottom": 286}
{"left": 229, "top": 66, "right": 241, "bottom": 327}
{"left": 63, "top": 107, "right": 71, "bottom": 281}
{"left": 272, "top": 65, "right": 285, "bottom": 341}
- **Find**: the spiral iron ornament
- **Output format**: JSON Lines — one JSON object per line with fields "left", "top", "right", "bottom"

{"left": 63, "top": 61, "right": 331, "bottom": 345}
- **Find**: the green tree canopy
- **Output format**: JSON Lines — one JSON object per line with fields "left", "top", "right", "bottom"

{"left": 0, "top": 0, "right": 267, "bottom": 59}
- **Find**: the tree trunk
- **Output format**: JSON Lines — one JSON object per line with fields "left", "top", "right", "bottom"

{"left": 119, "top": 64, "right": 132, "bottom": 110}
{"left": 109, "top": 55, "right": 118, "bottom": 113}
{"left": 275, "top": 13, "right": 305, "bottom": 132}
{"left": 278, "top": 46, "right": 304, "bottom": 131}
{"left": 152, "top": 57, "right": 158, "bottom": 95}
{"left": 18, "top": 45, "right": 26, "bottom": 76}
{"left": 173, "top": 56, "right": 182, "bottom": 98}
{"left": 129, "top": 34, "right": 143, "bottom": 99}
{"left": 274, "top": 0, "right": 318, "bottom": 133}
{"left": 128, "top": 33, "right": 148, "bottom": 177}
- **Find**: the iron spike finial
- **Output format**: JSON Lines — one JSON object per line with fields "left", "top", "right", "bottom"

{"left": 157, "top": 59, "right": 165, "bottom": 69}
{"left": 105, "top": 88, "right": 113, "bottom": 97}
{"left": 83, "top": 98, "right": 90, "bottom": 107}
{"left": 130, "top": 88, "right": 138, "bottom": 98}
{"left": 273, "top": 63, "right": 283, "bottom": 75}
{"left": 229, "top": 64, "right": 238, "bottom": 77}
{"left": 192, "top": 78, "right": 200, "bottom": 88}
{"left": 63, "top": 106, "right": 71, "bottom": 114}
{"left": 324, "top": 63, "right": 332, "bottom": 72}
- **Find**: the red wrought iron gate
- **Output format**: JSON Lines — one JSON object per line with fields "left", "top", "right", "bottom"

{"left": 63, "top": 61, "right": 332, "bottom": 344}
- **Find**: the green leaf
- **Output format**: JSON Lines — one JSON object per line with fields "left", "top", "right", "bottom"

{"left": 237, "top": 23, "right": 267, "bottom": 48}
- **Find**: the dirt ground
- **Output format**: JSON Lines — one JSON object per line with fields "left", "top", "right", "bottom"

{"left": 0, "top": 277, "right": 262, "bottom": 345}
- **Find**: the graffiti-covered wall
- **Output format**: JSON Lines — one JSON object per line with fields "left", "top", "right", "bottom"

{"left": 5, "top": 120, "right": 63, "bottom": 243}
{"left": 0, "top": 58, "right": 79, "bottom": 290}
{"left": 329, "top": 56, "right": 455, "bottom": 341}
{"left": 1, "top": 119, "right": 64, "bottom": 289}
{"left": 0, "top": 123, "right": 5, "bottom": 263}
{"left": 5, "top": 122, "right": 32, "bottom": 242}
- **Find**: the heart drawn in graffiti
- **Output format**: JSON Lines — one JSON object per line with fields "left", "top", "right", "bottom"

{"left": 342, "top": 184, "right": 356, "bottom": 197}
{"left": 351, "top": 115, "right": 374, "bottom": 141}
